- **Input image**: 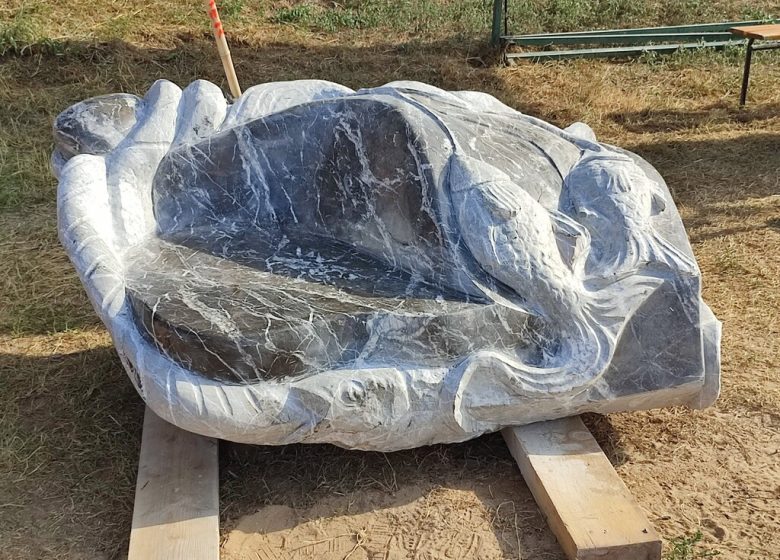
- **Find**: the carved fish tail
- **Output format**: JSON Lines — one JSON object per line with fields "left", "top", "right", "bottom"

{"left": 452, "top": 275, "right": 666, "bottom": 434}
{"left": 451, "top": 308, "right": 609, "bottom": 433}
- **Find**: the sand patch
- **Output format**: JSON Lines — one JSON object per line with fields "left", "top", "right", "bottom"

{"left": 221, "top": 483, "right": 560, "bottom": 559}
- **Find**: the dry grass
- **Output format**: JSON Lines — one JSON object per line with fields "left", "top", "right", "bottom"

{"left": 1, "top": 1, "right": 779, "bottom": 559}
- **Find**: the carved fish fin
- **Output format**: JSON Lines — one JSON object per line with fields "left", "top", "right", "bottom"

{"left": 597, "top": 227, "right": 696, "bottom": 278}
{"left": 651, "top": 191, "right": 667, "bottom": 215}
{"left": 584, "top": 274, "right": 665, "bottom": 334}
{"left": 550, "top": 210, "right": 591, "bottom": 277}
{"left": 645, "top": 231, "right": 698, "bottom": 274}
{"left": 649, "top": 179, "right": 667, "bottom": 214}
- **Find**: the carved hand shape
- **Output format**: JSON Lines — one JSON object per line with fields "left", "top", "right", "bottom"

{"left": 54, "top": 80, "right": 720, "bottom": 450}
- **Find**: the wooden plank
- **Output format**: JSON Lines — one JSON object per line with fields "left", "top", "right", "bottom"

{"left": 505, "top": 40, "right": 738, "bottom": 61}
{"left": 502, "top": 417, "right": 661, "bottom": 560}
{"left": 128, "top": 407, "right": 219, "bottom": 560}
{"left": 730, "top": 24, "right": 780, "bottom": 40}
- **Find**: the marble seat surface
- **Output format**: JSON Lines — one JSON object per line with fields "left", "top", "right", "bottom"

{"left": 125, "top": 227, "right": 539, "bottom": 384}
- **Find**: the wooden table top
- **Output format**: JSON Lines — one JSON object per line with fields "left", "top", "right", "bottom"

{"left": 730, "top": 24, "right": 780, "bottom": 40}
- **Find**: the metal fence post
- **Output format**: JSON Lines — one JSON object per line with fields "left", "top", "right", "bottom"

{"left": 491, "top": 0, "right": 504, "bottom": 46}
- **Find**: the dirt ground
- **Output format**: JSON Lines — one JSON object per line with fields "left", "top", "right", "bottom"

{"left": 1, "top": 3, "right": 780, "bottom": 559}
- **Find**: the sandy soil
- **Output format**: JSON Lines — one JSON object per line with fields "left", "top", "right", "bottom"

{"left": 217, "top": 409, "right": 780, "bottom": 560}
{"left": 222, "top": 484, "right": 559, "bottom": 560}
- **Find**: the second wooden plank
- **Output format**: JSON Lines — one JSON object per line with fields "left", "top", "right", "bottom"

{"left": 503, "top": 417, "right": 662, "bottom": 560}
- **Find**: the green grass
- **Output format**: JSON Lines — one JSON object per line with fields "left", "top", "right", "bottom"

{"left": 505, "top": 0, "right": 775, "bottom": 34}
{"left": 270, "top": 0, "right": 489, "bottom": 34}
{"left": 0, "top": 3, "right": 43, "bottom": 55}
{"left": 665, "top": 531, "right": 720, "bottom": 560}
{"left": 218, "top": 0, "right": 246, "bottom": 20}
{"left": 1, "top": 0, "right": 777, "bottom": 51}
{"left": 265, "top": 0, "right": 777, "bottom": 36}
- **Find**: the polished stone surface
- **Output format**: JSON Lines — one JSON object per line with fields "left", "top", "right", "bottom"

{"left": 54, "top": 79, "right": 720, "bottom": 450}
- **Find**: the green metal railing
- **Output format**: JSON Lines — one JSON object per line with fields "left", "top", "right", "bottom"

{"left": 505, "top": 32, "right": 734, "bottom": 46}
{"left": 490, "top": 4, "right": 775, "bottom": 61}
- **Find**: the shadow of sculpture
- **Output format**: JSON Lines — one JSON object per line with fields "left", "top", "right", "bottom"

{"left": 219, "top": 433, "right": 564, "bottom": 559}
{"left": 1, "top": 340, "right": 633, "bottom": 558}
{"left": 624, "top": 133, "right": 780, "bottom": 244}
{"left": 0, "top": 341, "right": 587, "bottom": 559}
{"left": 608, "top": 102, "right": 780, "bottom": 134}
{"left": 0, "top": 344, "right": 144, "bottom": 560}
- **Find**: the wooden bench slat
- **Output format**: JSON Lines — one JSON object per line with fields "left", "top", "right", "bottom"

{"left": 730, "top": 24, "right": 780, "bottom": 40}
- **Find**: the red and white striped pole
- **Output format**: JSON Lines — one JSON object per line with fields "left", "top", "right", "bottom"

{"left": 205, "top": 0, "right": 242, "bottom": 98}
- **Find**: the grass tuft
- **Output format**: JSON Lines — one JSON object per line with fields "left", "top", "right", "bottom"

{"left": 0, "top": 4, "right": 41, "bottom": 55}
{"left": 665, "top": 530, "right": 720, "bottom": 559}
{"left": 271, "top": 3, "right": 315, "bottom": 26}
{"left": 220, "top": 0, "right": 245, "bottom": 20}
{"left": 505, "top": 0, "right": 776, "bottom": 34}
{"left": 270, "top": 0, "right": 488, "bottom": 34}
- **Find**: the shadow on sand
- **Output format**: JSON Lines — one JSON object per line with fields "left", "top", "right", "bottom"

{"left": 0, "top": 343, "right": 631, "bottom": 559}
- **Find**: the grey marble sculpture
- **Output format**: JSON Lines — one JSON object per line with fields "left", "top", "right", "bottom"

{"left": 53, "top": 79, "right": 720, "bottom": 450}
